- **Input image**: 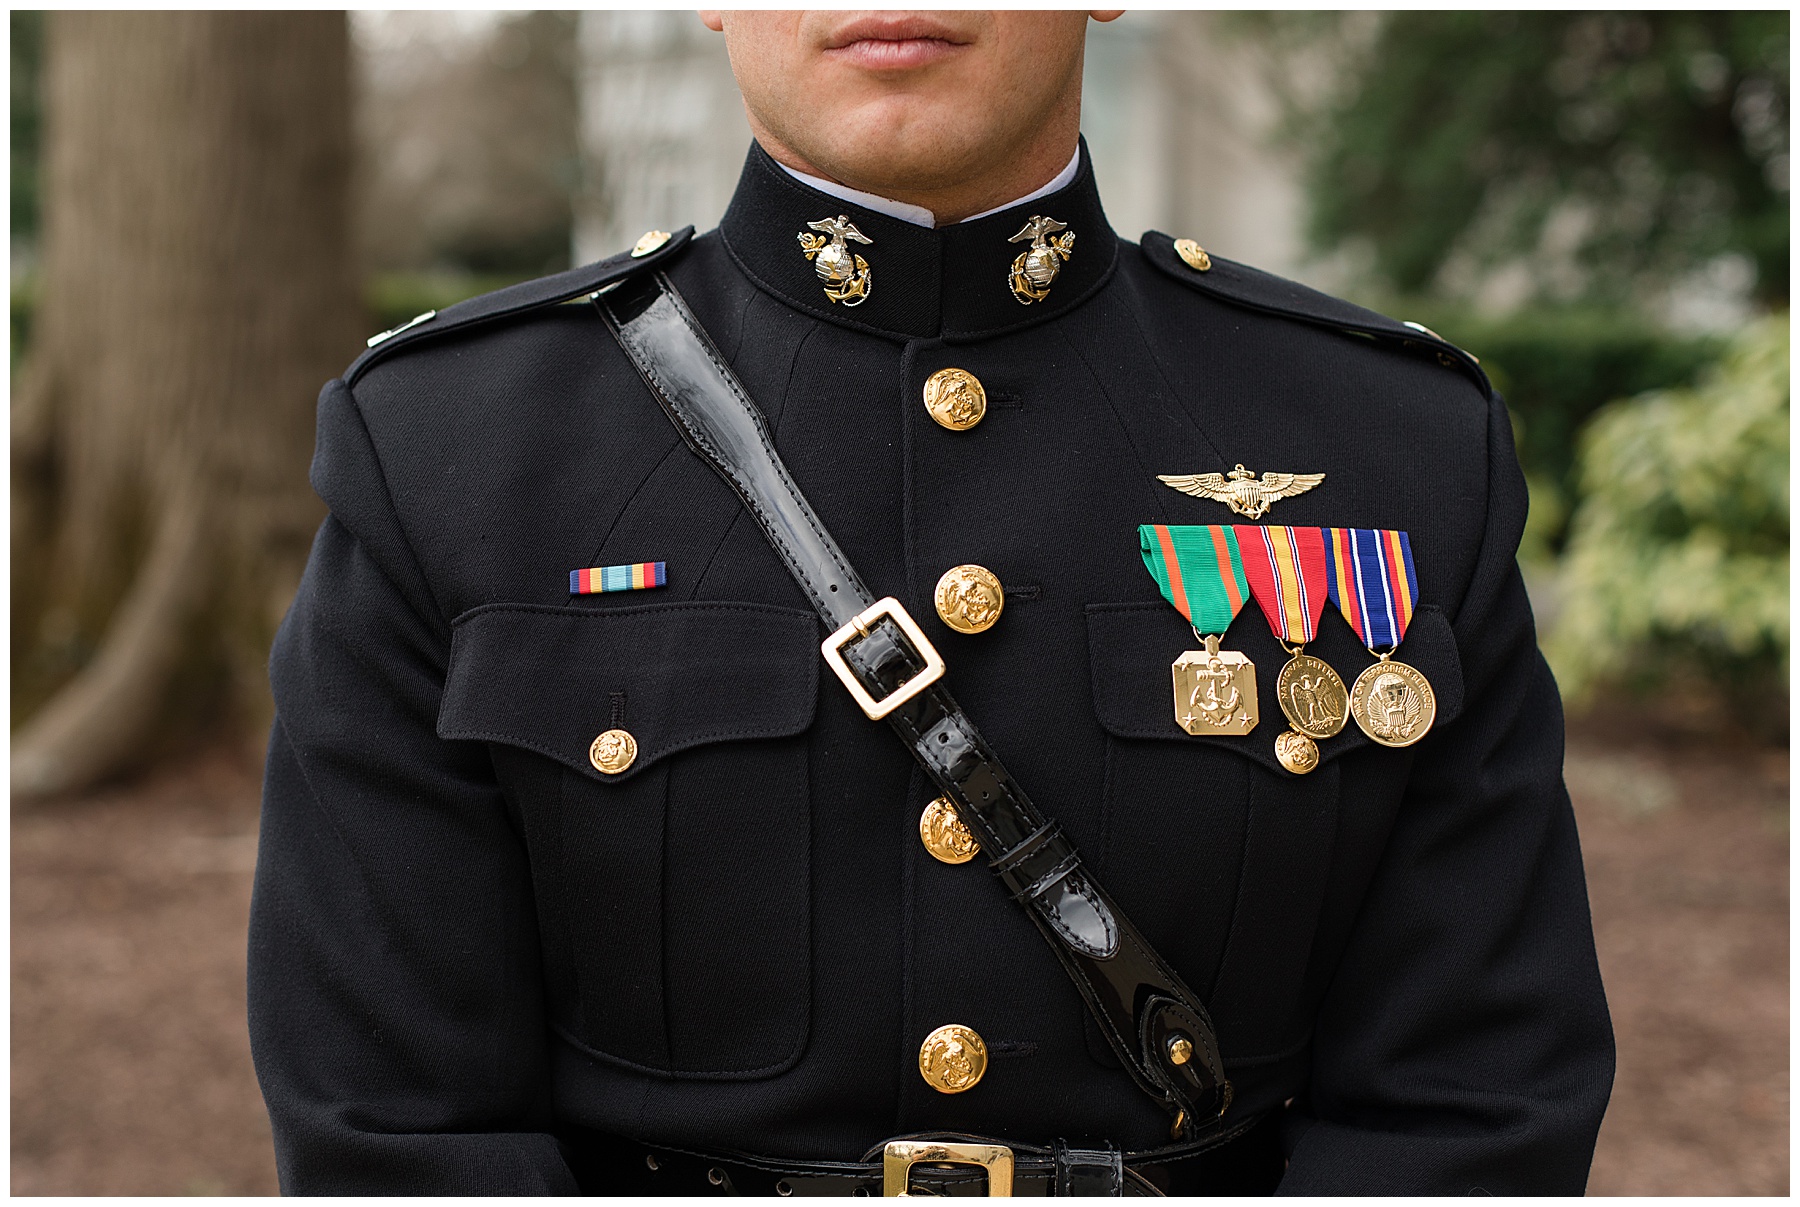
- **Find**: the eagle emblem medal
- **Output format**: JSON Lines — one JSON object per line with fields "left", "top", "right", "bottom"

{"left": 1325, "top": 527, "right": 1436, "bottom": 747}
{"left": 1158, "top": 464, "right": 1325, "bottom": 519}
{"left": 1139, "top": 525, "right": 1258, "bottom": 737}
{"left": 797, "top": 214, "right": 874, "bottom": 306}
{"left": 1236, "top": 525, "right": 1348, "bottom": 774}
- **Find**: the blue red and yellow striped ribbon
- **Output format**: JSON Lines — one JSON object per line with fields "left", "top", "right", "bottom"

{"left": 569, "top": 561, "right": 666, "bottom": 595}
{"left": 1323, "top": 528, "right": 1418, "bottom": 652}
{"left": 1137, "top": 524, "right": 1250, "bottom": 635}
{"left": 1235, "top": 524, "right": 1329, "bottom": 644}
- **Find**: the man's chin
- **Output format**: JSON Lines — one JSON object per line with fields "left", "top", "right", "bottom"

{"left": 795, "top": 111, "right": 991, "bottom": 191}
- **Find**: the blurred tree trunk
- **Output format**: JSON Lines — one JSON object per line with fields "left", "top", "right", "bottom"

{"left": 12, "top": 13, "right": 360, "bottom": 797}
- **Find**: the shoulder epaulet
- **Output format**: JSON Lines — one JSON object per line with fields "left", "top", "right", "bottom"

{"left": 344, "top": 226, "right": 696, "bottom": 386}
{"left": 1139, "top": 231, "right": 1492, "bottom": 399}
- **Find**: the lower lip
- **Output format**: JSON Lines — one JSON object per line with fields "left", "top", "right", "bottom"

{"left": 826, "top": 37, "right": 963, "bottom": 71}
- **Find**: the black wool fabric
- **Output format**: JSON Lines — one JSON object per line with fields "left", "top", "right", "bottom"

{"left": 248, "top": 142, "right": 1614, "bottom": 1195}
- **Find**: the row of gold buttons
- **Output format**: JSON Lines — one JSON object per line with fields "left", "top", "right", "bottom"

{"left": 919, "top": 366, "right": 996, "bottom": 1092}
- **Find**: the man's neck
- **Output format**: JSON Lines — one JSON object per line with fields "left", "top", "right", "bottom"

{"left": 774, "top": 146, "right": 1081, "bottom": 230}
{"left": 748, "top": 116, "right": 1083, "bottom": 226}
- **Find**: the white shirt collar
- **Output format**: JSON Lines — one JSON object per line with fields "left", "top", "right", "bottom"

{"left": 775, "top": 146, "right": 1081, "bottom": 229}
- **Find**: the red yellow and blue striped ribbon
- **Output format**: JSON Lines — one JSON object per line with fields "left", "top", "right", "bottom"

{"left": 570, "top": 561, "right": 666, "bottom": 595}
{"left": 1137, "top": 524, "right": 1250, "bottom": 635}
{"left": 1234, "top": 524, "right": 1329, "bottom": 644}
{"left": 1323, "top": 528, "right": 1418, "bottom": 652}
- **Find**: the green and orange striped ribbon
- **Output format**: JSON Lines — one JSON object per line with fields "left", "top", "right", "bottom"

{"left": 1137, "top": 524, "right": 1251, "bottom": 635}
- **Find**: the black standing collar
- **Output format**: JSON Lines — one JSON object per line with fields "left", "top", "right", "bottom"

{"left": 719, "top": 138, "right": 1117, "bottom": 342}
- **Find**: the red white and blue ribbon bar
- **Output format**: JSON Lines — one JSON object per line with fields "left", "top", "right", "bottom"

{"left": 1323, "top": 528, "right": 1418, "bottom": 652}
{"left": 570, "top": 561, "right": 666, "bottom": 594}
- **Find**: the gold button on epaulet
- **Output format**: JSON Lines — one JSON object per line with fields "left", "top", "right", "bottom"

{"left": 919, "top": 1024, "right": 988, "bottom": 1093}
{"left": 1173, "top": 238, "right": 1211, "bottom": 272}
{"left": 1403, "top": 320, "right": 1480, "bottom": 364}
{"left": 630, "top": 230, "right": 672, "bottom": 258}
{"left": 589, "top": 728, "right": 638, "bottom": 774}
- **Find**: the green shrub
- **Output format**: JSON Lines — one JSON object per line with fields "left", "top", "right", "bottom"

{"left": 1385, "top": 301, "right": 1725, "bottom": 543}
{"left": 1546, "top": 314, "right": 1788, "bottom": 708}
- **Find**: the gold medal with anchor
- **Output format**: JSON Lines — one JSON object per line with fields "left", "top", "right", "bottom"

{"left": 1139, "top": 524, "right": 1258, "bottom": 736}
{"left": 1236, "top": 524, "right": 1348, "bottom": 774}
{"left": 1325, "top": 527, "right": 1436, "bottom": 748}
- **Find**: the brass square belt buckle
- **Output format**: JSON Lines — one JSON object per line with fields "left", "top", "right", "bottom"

{"left": 821, "top": 597, "right": 946, "bottom": 720}
{"left": 882, "top": 1140, "right": 1014, "bottom": 1197}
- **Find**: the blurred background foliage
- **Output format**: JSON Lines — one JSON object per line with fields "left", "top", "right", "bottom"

{"left": 10, "top": 9, "right": 1789, "bottom": 737}
{"left": 1240, "top": 9, "right": 1787, "bottom": 722}
{"left": 1548, "top": 317, "right": 1787, "bottom": 727}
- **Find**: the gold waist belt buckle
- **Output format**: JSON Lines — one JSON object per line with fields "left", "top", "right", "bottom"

{"left": 883, "top": 1140, "right": 1014, "bottom": 1197}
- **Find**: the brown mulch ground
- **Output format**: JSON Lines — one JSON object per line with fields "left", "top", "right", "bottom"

{"left": 11, "top": 728, "right": 1789, "bottom": 1195}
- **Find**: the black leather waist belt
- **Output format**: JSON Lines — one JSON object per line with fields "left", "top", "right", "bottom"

{"left": 596, "top": 271, "right": 1231, "bottom": 1138}
{"left": 565, "top": 1121, "right": 1281, "bottom": 1197}
{"left": 642, "top": 1134, "right": 1160, "bottom": 1197}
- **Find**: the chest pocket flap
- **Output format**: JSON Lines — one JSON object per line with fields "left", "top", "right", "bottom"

{"left": 439, "top": 600, "right": 820, "bottom": 777}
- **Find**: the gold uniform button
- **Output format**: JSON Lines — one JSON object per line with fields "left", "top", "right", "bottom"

{"left": 919, "top": 796, "right": 980, "bottom": 864}
{"left": 922, "top": 367, "right": 987, "bottom": 431}
{"left": 589, "top": 728, "right": 638, "bottom": 774}
{"left": 934, "top": 564, "right": 1004, "bottom": 634}
{"left": 1173, "top": 237, "right": 1212, "bottom": 272}
{"left": 919, "top": 1024, "right": 988, "bottom": 1094}
{"left": 630, "top": 230, "right": 672, "bottom": 258}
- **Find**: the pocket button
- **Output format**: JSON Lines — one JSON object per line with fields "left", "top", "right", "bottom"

{"left": 589, "top": 728, "right": 638, "bottom": 774}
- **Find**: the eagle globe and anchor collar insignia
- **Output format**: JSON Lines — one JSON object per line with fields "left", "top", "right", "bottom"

{"left": 797, "top": 214, "right": 874, "bottom": 306}
{"left": 1007, "top": 214, "right": 1076, "bottom": 304}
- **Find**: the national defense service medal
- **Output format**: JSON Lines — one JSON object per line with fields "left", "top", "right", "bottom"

{"left": 1007, "top": 215, "right": 1075, "bottom": 304}
{"left": 1275, "top": 649, "right": 1349, "bottom": 740}
{"left": 1234, "top": 525, "right": 1345, "bottom": 773}
{"left": 797, "top": 214, "right": 873, "bottom": 306}
{"left": 1271, "top": 650, "right": 1347, "bottom": 775}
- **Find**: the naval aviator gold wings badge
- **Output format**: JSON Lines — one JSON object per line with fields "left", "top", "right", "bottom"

{"left": 1158, "top": 464, "right": 1325, "bottom": 519}
{"left": 1138, "top": 524, "right": 1258, "bottom": 736}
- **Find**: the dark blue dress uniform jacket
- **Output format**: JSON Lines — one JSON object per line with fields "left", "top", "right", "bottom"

{"left": 248, "top": 143, "right": 1614, "bottom": 1194}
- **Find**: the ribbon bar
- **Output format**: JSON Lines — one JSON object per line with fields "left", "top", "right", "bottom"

{"left": 570, "top": 561, "right": 667, "bottom": 595}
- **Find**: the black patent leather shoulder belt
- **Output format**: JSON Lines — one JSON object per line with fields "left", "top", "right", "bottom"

{"left": 595, "top": 271, "right": 1230, "bottom": 1137}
